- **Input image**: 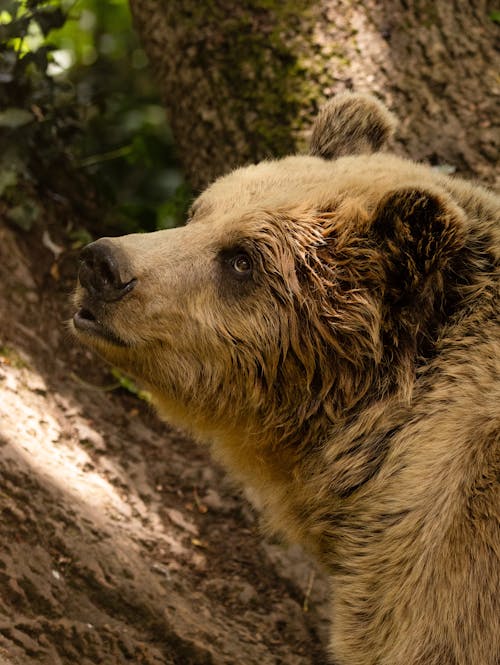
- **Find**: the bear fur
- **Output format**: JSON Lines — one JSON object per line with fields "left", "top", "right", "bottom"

{"left": 73, "top": 93, "right": 500, "bottom": 665}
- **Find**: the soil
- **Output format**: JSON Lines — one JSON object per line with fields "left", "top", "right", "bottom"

{"left": 0, "top": 216, "right": 331, "bottom": 664}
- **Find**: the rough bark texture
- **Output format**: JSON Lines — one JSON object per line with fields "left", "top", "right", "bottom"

{"left": 128, "top": 1, "right": 320, "bottom": 192}
{"left": 129, "top": 0, "right": 499, "bottom": 191}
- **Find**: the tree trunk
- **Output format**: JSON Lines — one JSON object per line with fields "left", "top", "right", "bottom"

{"left": 128, "top": 0, "right": 499, "bottom": 191}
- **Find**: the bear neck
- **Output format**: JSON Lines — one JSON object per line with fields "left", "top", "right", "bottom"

{"left": 187, "top": 390, "right": 411, "bottom": 566}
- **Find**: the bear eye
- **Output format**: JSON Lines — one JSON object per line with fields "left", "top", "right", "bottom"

{"left": 230, "top": 253, "right": 252, "bottom": 275}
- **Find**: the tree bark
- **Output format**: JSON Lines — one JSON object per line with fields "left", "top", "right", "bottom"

{"left": 128, "top": 0, "right": 499, "bottom": 192}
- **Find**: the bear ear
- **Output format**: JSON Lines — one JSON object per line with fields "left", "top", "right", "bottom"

{"left": 310, "top": 92, "right": 397, "bottom": 160}
{"left": 371, "top": 188, "right": 465, "bottom": 304}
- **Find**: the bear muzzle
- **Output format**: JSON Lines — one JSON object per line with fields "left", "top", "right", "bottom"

{"left": 73, "top": 239, "right": 137, "bottom": 345}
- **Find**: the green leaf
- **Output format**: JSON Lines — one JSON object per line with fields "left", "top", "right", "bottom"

{"left": 156, "top": 183, "right": 192, "bottom": 230}
{"left": 110, "top": 368, "right": 151, "bottom": 402}
{"left": 0, "top": 107, "right": 34, "bottom": 128}
{"left": 0, "top": 168, "right": 18, "bottom": 196}
{"left": 69, "top": 227, "right": 93, "bottom": 248}
{"left": 489, "top": 10, "right": 500, "bottom": 23}
{"left": 0, "top": 2, "right": 20, "bottom": 20}
{"left": 7, "top": 200, "right": 41, "bottom": 231}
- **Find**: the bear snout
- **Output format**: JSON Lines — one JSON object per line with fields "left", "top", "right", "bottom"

{"left": 79, "top": 239, "right": 137, "bottom": 303}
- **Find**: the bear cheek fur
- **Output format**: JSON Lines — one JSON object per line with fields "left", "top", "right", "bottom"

{"left": 73, "top": 225, "right": 230, "bottom": 404}
{"left": 92, "top": 224, "right": 294, "bottom": 435}
{"left": 118, "top": 205, "right": 381, "bottom": 486}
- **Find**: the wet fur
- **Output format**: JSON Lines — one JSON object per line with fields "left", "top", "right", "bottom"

{"left": 73, "top": 94, "right": 500, "bottom": 665}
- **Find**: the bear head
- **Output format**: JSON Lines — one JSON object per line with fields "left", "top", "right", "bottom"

{"left": 72, "top": 93, "right": 466, "bottom": 453}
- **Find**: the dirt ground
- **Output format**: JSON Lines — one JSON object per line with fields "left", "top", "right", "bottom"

{"left": 0, "top": 212, "right": 332, "bottom": 665}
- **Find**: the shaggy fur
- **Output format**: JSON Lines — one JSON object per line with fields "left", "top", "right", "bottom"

{"left": 72, "top": 93, "right": 500, "bottom": 665}
{"left": 310, "top": 92, "right": 398, "bottom": 159}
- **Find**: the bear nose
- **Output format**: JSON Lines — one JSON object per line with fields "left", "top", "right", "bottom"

{"left": 79, "top": 239, "right": 136, "bottom": 302}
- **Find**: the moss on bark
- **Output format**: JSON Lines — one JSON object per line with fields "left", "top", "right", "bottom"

{"left": 129, "top": 0, "right": 500, "bottom": 192}
{"left": 129, "top": 0, "right": 334, "bottom": 189}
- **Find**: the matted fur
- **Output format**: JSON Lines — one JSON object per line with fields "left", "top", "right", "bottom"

{"left": 72, "top": 94, "right": 500, "bottom": 665}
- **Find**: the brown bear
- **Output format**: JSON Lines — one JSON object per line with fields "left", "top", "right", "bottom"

{"left": 72, "top": 93, "right": 500, "bottom": 665}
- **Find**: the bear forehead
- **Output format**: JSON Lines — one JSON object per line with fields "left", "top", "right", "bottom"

{"left": 192, "top": 153, "right": 445, "bottom": 223}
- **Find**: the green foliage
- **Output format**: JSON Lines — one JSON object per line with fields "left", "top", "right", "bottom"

{"left": 110, "top": 367, "right": 151, "bottom": 402}
{"left": 0, "top": 0, "right": 188, "bottom": 234}
{"left": 157, "top": 183, "right": 193, "bottom": 230}
{"left": 0, "top": 0, "right": 81, "bottom": 227}
{"left": 0, "top": 344, "right": 28, "bottom": 368}
{"left": 489, "top": 10, "right": 500, "bottom": 24}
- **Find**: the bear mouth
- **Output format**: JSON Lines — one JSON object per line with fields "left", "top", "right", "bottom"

{"left": 73, "top": 307, "right": 128, "bottom": 347}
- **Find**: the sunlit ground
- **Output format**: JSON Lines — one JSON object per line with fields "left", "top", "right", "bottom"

{"left": 0, "top": 349, "right": 199, "bottom": 562}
